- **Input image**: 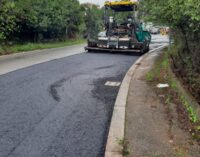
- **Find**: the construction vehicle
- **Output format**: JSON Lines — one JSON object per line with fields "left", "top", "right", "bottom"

{"left": 85, "top": 0, "right": 151, "bottom": 53}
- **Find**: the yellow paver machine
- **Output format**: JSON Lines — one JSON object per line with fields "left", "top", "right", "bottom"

{"left": 85, "top": 0, "right": 151, "bottom": 53}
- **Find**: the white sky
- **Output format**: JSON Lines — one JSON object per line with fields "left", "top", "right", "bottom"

{"left": 79, "top": 0, "right": 138, "bottom": 7}
{"left": 78, "top": 0, "right": 113, "bottom": 6}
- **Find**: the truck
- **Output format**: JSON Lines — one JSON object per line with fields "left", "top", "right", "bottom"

{"left": 85, "top": 0, "right": 151, "bottom": 53}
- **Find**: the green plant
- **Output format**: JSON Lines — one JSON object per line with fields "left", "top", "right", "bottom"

{"left": 0, "top": 0, "right": 16, "bottom": 41}
{"left": 117, "top": 138, "right": 130, "bottom": 156}
{"left": 170, "top": 79, "right": 178, "bottom": 89}
{"left": 146, "top": 71, "right": 154, "bottom": 81}
{"left": 0, "top": 39, "right": 86, "bottom": 55}
{"left": 180, "top": 96, "right": 199, "bottom": 123}
{"left": 196, "top": 126, "right": 200, "bottom": 131}
{"left": 147, "top": 50, "right": 200, "bottom": 144}
{"left": 0, "top": 0, "right": 103, "bottom": 43}
{"left": 141, "top": 0, "right": 200, "bottom": 104}
{"left": 192, "top": 132, "right": 200, "bottom": 140}
{"left": 175, "top": 147, "right": 187, "bottom": 157}
{"left": 161, "top": 59, "right": 168, "bottom": 69}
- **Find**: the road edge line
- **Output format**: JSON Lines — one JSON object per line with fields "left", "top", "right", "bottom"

{"left": 104, "top": 44, "right": 168, "bottom": 157}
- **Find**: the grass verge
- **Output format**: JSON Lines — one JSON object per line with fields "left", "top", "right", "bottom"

{"left": 146, "top": 49, "right": 200, "bottom": 144}
{"left": 0, "top": 39, "right": 86, "bottom": 56}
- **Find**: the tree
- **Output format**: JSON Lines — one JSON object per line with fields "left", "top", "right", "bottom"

{"left": 0, "top": 0, "right": 16, "bottom": 42}
{"left": 82, "top": 3, "right": 103, "bottom": 39}
{"left": 140, "top": 0, "right": 200, "bottom": 101}
{"left": 13, "top": 0, "right": 84, "bottom": 41}
{"left": 0, "top": 0, "right": 102, "bottom": 42}
{"left": 140, "top": 0, "right": 200, "bottom": 32}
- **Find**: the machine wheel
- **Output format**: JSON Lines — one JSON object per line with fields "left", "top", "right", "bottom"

{"left": 145, "top": 45, "right": 150, "bottom": 53}
{"left": 140, "top": 43, "right": 148, "bottom": 54}
{"left": 143, "top": 41, "right": 150, "bottom": 53}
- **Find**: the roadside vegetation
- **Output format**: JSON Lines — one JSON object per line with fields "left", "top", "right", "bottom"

{"left": 142, "top": 0, "right": 200, "bottom": 142}
{"left": 141, "top": 0, "right": 200, "bottom": 104}
{"left": 0, "top": 39, "right": 85, "bottom": 55}
{"left": 0, "top": 0, "right": 103, "bottom": 55}
{"left": 146, "top": 49, "right": 200, "bottom": 144}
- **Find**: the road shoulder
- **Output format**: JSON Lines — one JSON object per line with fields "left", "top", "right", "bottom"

{"left": 125, "top": 49, "right": 200, "bottom": 157}
{"left": 0, "top": 44, "right": 85, "bottom": 75}
{"left": 105, "top": 46, "right": 167, "bottom": 157}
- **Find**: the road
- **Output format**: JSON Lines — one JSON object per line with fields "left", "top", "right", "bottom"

{"left": 0, "top": 35, "right": 168, "bottom": 157}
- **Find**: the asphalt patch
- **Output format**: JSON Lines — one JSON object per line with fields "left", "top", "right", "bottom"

{"left": 91, "top": 74, "right": 124, "bottom": 156}
{"left": 92, "top": 74, "right": 124, "bottom": 104}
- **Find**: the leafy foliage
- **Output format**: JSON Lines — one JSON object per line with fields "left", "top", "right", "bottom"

{"left": 140, "top": 0, "right": 200, "bottom": 32}
{"left": 0, "top": 0, "right": 16, "bottom": 41}
{"left": 140, "top": 0, "right": 200, "bottom": 102}
{"left": 0, "top": 0, "right": 103, "bottom": 43}
{"left": 82, "top": 4, "right": 103, "bottom": 39}
{"left": 13, "top": 0, "right": 84, "bottom": 41}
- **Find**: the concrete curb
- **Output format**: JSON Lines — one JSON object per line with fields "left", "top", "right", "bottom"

{"left": 105, "top": 45, "right": 168, "bottom": 157}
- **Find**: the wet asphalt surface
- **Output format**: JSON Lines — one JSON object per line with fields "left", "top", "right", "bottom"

{"left": 0, "top": 52, "right": 139, "bottom": 157}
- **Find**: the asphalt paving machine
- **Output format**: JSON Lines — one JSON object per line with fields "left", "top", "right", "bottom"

{"left": 85, "top": 0, "right": 151, "bottom": 53}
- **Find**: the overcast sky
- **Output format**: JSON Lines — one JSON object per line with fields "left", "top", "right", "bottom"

{"left": 79, "top": 0, "right": 137, "bottom": 7}
{"left": 79, "top": 0, "right": 112, "bottom": 6}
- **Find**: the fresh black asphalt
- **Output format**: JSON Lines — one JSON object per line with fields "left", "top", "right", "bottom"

{"left": 0, "top": 52, "right": 139, "bottom": 157}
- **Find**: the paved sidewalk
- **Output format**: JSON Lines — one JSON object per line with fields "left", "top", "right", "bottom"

{"left": 125, "top": 50, "right": 200, "bottom": 157}
{"left": 0, "top": 44, "right": 85, "bottom": 75}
